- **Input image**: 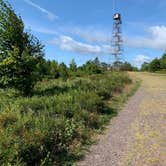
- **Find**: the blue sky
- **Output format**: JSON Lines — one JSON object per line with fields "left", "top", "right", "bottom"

{"left": 8, "top": 0, "right": 166, "bottom": 67}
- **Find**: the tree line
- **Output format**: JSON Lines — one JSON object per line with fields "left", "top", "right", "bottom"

{"left": 141, "top": 53, "right": 166, "bottom": 72}
{"left": 0, "top": 0, "right": 137, "bottom": 96}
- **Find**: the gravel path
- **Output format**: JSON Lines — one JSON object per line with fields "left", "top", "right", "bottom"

{"left": 78, "top": 72, "right": 166, "bottom": 166}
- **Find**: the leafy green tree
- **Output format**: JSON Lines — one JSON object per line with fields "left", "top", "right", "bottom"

{"left": 132, "top": 66, "right": 139, "bottom": 71}
{"left": 50, "top": 60, "right": 59, "bottom": 78}
{"left": 149, "top": 58, "right": 161, "bottom": 72}
{"left": 36, "top": 58, "right": 48, "bottom": 77}
{"left": 93, "top": 57, "right": 100, "bottom": 66}
{"left": 112, "top": 61, "right": 123, "bottom": 70}
{"left": 58, "top": 63, "right": 69, "bottom": 80}
{"left": 0, "top": 0, "right": 24, "bottom": 55}
{"left": 160, "top": 54, "right": 166, "bottom": 70}
{"left": 141, "top": 62, "right": 149, "bottom": 71}
{"left": 0, "top": 0, "right": 44, "bottom": 95}
{"left": 120, "top": 62, "right": 133, "bottom": 71}
{"left": 69, "top": 59, "right": 77, "bottom": 72}
{"left": 100, "top": 62, "right": 109, "bottom": 70}
{"left": 83, "top": 61, "right": 102, "bottom": 74}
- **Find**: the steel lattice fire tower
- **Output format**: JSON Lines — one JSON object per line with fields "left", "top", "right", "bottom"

{"left": 112, "top": 13, "right": 123, "bottom": 62}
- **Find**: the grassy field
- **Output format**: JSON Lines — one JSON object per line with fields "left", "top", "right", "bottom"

{"left": 0, "top": 71, "right": 137, "bottom": 166}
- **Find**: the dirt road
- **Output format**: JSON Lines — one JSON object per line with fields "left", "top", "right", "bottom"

{"left": 78, "top": 72, "right": 166, "bottom": 166}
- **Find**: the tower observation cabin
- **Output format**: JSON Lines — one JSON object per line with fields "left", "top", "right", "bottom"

{"left": 113, "top": 13, "right": 122, "bottom": 23}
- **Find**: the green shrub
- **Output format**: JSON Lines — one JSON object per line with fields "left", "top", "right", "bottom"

{"left": 76, "top": 92, "right": 104, "bottom": 113}
{"left": 0, "top": 71, "right": 131, "bottom": 165}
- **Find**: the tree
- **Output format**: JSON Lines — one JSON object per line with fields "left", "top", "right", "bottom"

{"left": 82, "top": 60, "right": 102, "bottom": 74}
{"left": 149, "top": 58, "right": 161, "bottom": 72}
{"left": 0, "top": 0, "right": 44, "bottom": 95}
{"left": 113, "top": 61, "right": 123, "bottom": 70}
{"left": 0, "top": 0, "right": 24, "bottom": 56}
{"left": 160, "top": 54, "right": 166, "bottom": 70}
{"left": 50, "top": 60, "right": 59, "bottom": 78}
{"left": 69, "top": 59, "right": 77, "bottom": 72}
{"left": 100, "top": 62, "right": 109, "bottom": 70}
{"left": 120, "top": 62, "right": 133, "bottom": 71}
{"left": 36, "top": 58, "right": 48, "bottom": 78}
{"left": 93, "top": 57, "right": 100, "bottom": 66}
{"left": 141, "top": 62, "right": 149, "bottom": 71}
{"left": 58, "top": 63, "right": 69, "bottom": 80}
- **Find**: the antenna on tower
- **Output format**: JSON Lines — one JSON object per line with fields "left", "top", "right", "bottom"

{"left": 111, "top": 1, "right": 123, "bottom": 70}
{"left": 113, "top": 0, "right": 115, "bottom": 13}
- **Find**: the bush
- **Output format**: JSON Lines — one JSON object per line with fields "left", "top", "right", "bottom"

{"left": 0, "top": 71, "right": 131, "bottom": 165}
{"left": 76, "top": 91, "right": 104, "bottom": 113}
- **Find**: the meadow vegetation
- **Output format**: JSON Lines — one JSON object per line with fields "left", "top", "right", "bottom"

{"left": 0, "top": 72, "right": 132, "bottom": 165}
{"left": 0, "top": 0, "right": 135, "bottom": 165}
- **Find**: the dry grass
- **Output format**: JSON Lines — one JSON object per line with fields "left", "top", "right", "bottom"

{"left": 120, "top": 72, "right": 166, "bottom": 166}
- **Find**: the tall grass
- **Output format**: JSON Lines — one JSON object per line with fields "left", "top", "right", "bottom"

{"left": 0, "top": 71, "right": 131, "bottom": 165}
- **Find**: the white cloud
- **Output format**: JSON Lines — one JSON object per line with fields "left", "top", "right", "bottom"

{"left": 133, "top": 55, "right": 151, "bottom": 67}
{"left": 23, "top": 0, "right": 58, "bottom": 21}
{"left": 126, "top": 26, "right": 166, "bottom": 50}
{"left": 59, "top": 26, "right": 111, "bottom": 43}
{"left": 23, "top": 20, "right": 166, "bottom": 57}
{"left": 31, "top": 27, "right": 59, "bottom": 35}
{"left": 73, "top": 27, "right": 110, "bottom": 43}
{"left": 51, "top": 35, "right": 112, "bottom": 55}
{"left": 60, "top": 25, "right": 166, "bottom": 51}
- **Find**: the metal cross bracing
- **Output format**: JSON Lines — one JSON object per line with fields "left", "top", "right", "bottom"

{"left": 112, "top": 13, "right": 123, "bottom": 63}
